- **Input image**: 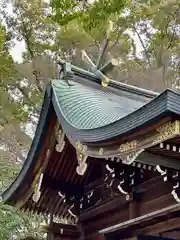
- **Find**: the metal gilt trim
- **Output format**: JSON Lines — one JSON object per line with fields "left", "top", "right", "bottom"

{"left": 119, "top": 141, "right": 138, "bottom": 153}
{"left": 120, "top": 149, "right": 145, "bottom": 165}
{"left": 101, "top": 76, "right": 110, "bottom": 88}
{"left": 67, "top": 121, "right": 180, "bottom": 169}
{"left": 81, "top": 50, "right": 110, "bottom": 88}
{"left": 153, "top": 120, "right": 180, "bottom": 144}
{"left": 99, "top": 148, "right": 104, "bottom": 156}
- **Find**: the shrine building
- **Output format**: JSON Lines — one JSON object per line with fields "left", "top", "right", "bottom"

{"left": 2, "top": 61, "right": 180, "bottom": 240}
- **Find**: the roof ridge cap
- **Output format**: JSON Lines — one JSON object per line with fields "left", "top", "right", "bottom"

{"left": 70, "top": 64, "right": 158, "bottom": 98}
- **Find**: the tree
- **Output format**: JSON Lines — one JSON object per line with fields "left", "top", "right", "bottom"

{"left": 0, "top": 7, "right": 44, "bottom": 240}
{"left": 51, "top": 0, "right": 180, "bottom": 91}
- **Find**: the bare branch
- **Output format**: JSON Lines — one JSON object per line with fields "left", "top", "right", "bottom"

{"left": 133, "top": 26, "right": 151, "bottom": 66}
{"left": 167, "top": 8, "right": 179, "bottom": 49}
{"left": 20, "top": 20, "right": 44, "bottom": 94}
{"left": 108, "top": 29, "right": 122, "bottom": 53}
{"left": 17, "top": 85, "right": 40, "bottom": 114}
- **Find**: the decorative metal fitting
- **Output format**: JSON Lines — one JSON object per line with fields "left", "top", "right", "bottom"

{"left": 101, "top": 76, "right": 110, "bottom": 88}
{"left": 121, "top": 149, "right": 144, "bottom": 165}
{"left": 99, "top": 148, "right": 104, "bottom": 155}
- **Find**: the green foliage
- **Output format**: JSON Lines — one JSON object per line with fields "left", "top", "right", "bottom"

{"left": 0, "top": 156, "right": 20, "bottom": 191}
{"left": 0, "top": 202, "right": 43, "bottom": 239}
{"left": 0, "top": 153, "right": 43, "bottom": 239}
{"left": 52, "top": 0, "right": 128, "bottom": 34}
{"left": 0, "top": 25, "right": 29, "bottom": 126}
{"left": 52, "top": 0, "right": 179, "bottom": 89}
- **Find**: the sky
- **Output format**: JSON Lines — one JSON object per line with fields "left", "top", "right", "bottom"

{"left": 10, "top": 40, "right": 26, "bottom": 62}
{"left": 1, "top": 2, "right": 26, "bottom": 62}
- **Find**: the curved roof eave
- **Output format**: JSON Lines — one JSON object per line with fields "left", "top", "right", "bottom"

{"left": 52, "top": 82, "right": 180, "bottom": 143}
{"left": 1, "top": 83, "right": 53, "bottom": 204}
{"left": 2, "top": 74, "right": 180, "bottom": 205}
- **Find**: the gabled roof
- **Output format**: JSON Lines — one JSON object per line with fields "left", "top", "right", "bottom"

{"left": 2, "top": 63, "right": 180, "bottom": 219}
{"left": 51, "top": 64, "right": 180, "bottom": 143}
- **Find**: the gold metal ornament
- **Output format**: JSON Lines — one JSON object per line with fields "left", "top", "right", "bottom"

{"left": 119, "top": 140, "right": 138, "bottom": 153}
{"left": 101, "top": 76, "right": 110, "bottom": 88}
{"left": 121, "top": 149, "right": 144, "bottom": 165}
{"left": 99, "top": 148, "right": 104, "bottom": 155}
{"left": 76, "top": 141, "right": 87, "bottom": 153}
{"left": 154, "top": 120, "right": 180, "bottom": 144}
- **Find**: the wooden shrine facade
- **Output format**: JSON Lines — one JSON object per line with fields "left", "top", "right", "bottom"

{"left": 1, "top": 62, "right": 180, "bottom": 239}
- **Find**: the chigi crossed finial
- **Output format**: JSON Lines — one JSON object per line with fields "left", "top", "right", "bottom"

{"left": 58, "top": 20, "right": 118, "bottom": 88}
{"left": 81, "top": 20, "right": 118, "bottom": 88}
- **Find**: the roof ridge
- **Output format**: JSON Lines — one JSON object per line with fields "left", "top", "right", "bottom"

{"left": 70, "top": 64, "right": 159, "bottom": 99}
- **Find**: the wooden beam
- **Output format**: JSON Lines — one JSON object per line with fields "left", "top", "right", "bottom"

{"left": 80, "top": 176, "right": 172, "bottom": 222}
{"left": 137, "top": 236, "right": 174, "bottom": 240}
{"left": 42, "top": 174, "right": 84, "bottom": 198}
{"left": 140, "top": 217, "right": 180, "bottom": 236}
{"left": 44, "top": 222, "right": 80, "bottom": 238}
{"left": 136, "top": 152, "right": 180, "bottom": 170}
{"left": 104, "top": 234, "right": 174, "bottom": 240}
{"left": 80, "top": 191, "right": 129, "bottom": 221}
{"left": 81, "top": 181, "right": 180, "bottom": 239}
{"left": 161, "top": 231, "right": 180, "bottom": 239}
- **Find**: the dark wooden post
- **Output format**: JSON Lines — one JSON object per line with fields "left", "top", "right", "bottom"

{"left": 47, "top": 214, "right": 54, "bottom": 240}
{"left": 129, "top": 200, "right": 140, "bottom": 219}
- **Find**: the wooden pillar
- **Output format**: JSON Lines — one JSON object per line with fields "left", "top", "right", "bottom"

{"left": 129, "top": 200, "right": 140, "bottom": 219}
{"left": 47, "top": 214, "right": 54, "bottom": 240}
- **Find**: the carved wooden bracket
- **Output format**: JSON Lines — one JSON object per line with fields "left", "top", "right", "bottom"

{"left": 32, "top": 149, "right": 51, "bottom": 203}
{"left": 32, "top": 170, "right": 44, "bottom": 203}
{"left": 55, "top": 128, "right": 66, "bottom": 153}
{"left": 75, "top": 142, "right": 88, "bottom": 176}
{"left": 156, "top": 165, "right": 180, "bottom": 203}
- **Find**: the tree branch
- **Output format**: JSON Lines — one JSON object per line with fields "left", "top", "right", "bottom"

{"left": 17, "top": 85, "right": 40, "bottom": 114}
{"left": 167, "top": 8, "right": 179, "bottom": 49}
{"left": 108, "top": 28, "right": 122, "bottom": 53}
{"left": 133, "top": 25, "right": 151, "bottom": 66}
{"left": 21, "top": 20, "right": 44, "bottom": 94}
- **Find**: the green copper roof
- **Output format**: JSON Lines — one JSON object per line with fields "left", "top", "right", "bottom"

{"left": 51, "top": 79, "right": 150, "bottom": 130}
